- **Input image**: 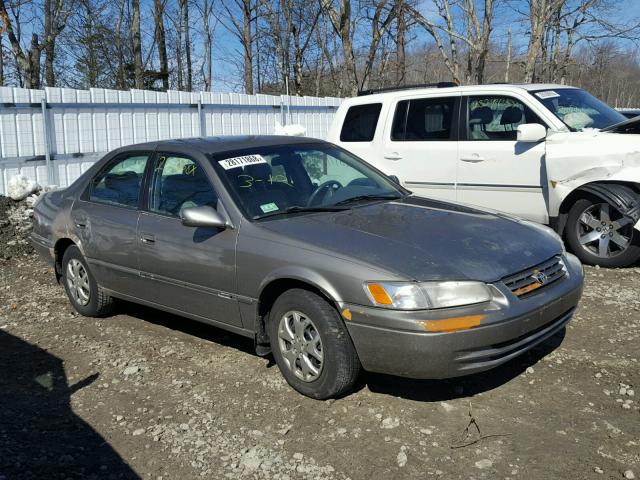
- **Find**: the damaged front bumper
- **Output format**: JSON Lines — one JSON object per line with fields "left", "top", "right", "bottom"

{"left": 341, "top": 253, "right": 584, "bottom": 379}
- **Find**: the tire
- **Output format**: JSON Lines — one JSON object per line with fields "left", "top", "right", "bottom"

{"left": 565, "top": 197, "right": 640, "bottom": 267}
{"left": 267, "top": 289, "right": 361, "bottom": 399}
{"left": 61, "top": 245, "right": 114, "bottom": 316}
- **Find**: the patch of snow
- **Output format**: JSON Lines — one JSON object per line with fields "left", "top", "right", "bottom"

{"left": 274, "top": 121, "right": 306, "bottom": 136}
{"left": 7, "top": 175, "right": 39, "bottom": 201}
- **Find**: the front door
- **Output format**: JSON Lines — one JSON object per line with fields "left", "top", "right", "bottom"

{"left": 136, "top": 153, "right": 242, "bottom": 327}
{"left": 381, "top": 95, "right": 460, "bottom": 201}
{"left": 71, "top": 152, "right": 150, "bottom": 295}
{"left": 456, "top": 95, "right": 549, "bottom": 223}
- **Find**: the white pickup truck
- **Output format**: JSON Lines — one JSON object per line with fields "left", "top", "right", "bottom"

{"left": 327, "top": 83, "right": 640, "bottom": 268}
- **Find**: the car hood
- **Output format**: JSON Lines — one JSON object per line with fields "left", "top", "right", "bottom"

{"left": 259, "top": 196, "right": 561, "bottom": 283}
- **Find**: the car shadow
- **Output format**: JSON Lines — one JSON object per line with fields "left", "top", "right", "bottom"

{"left": 115, "top": 301, "right": 257, "bottom": 356}
{"left": 115, "top": 300, "right": 566, "bottom": 403}
{"left": 361, "top": 328, "right": 566, "bottom": 402}
{"left": 0, "top": 330, "right": 140, "bottom": 480}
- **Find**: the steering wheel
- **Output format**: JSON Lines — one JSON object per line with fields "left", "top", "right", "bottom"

{"left": 307, "top": 180, "right": 343, "bottom": 206}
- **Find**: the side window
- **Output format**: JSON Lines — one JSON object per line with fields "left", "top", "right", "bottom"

{"left": 391, "top": 97, "right": 456, "bottom": 141}
{"left": 467, "top": 96, "right": 544, "bottom": 141}
{"left": 150, "top": 155, "right": 217, "bottom": 217}
{"left": 340, "top": 103, "right": 382, "bottom": 142}
{"left": 89, "top": 154, "right": 149, "bottom": 207}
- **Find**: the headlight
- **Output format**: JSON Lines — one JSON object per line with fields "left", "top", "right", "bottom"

{"left": 364, "top": 281, "right": 491, "bottom": 310}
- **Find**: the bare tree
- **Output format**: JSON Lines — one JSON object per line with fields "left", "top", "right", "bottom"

{"left": 409, "top": 0, "right": 495, "bottom": 85}
{"left": 131, "top": 0, "right": 143, "bottom": 88}
{"left": 196, "top": 0, "right": 215, "bottom": 91}
{"left": 222, "top": 0, "right": 257, "bottom": 94}
{"left": 183, "top": 0, "right": 192, "bottom": 90}
{"left": 154, "top": 0, "right": 169, "bottom": 90}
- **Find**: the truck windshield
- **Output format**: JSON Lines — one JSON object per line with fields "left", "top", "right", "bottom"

{"left": 530, "top": 88, "right": 626, "bottom": 131}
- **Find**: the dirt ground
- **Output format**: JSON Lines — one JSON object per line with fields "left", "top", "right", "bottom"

{"left": 0, "top": 199, "right": 639, "bottom": 480}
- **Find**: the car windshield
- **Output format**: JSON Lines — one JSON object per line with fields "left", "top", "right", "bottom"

{"left": 210, "top": 143, "right": 404, "bottom": 220}
{"left": 530, "top": 88, "right": 626, "bottom": 131}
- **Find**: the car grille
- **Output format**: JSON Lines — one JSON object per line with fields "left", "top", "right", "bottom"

{"left": 502, "top": 255, "right": 566, "bottom": 298}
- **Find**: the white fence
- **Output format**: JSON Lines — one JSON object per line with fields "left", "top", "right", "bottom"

{"left": 0, "top": 86, "right": 342, "bottom": 195}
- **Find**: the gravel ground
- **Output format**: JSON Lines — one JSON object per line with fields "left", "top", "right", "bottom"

{"left": 0, "top": 197, "right": 638, "bottom": 480}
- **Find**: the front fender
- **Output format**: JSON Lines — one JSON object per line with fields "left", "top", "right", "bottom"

{"left": 258, "top": 266, "right": 343, "bottom": 304}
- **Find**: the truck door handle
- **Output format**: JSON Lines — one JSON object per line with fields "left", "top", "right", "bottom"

{"left": 140, "top": 233, "right": 155, "bottom": 244}
{"left": 75, "top": 222, "right": 87, "bottom": 229}
{"left": 460, "top": 155, "right": 486, "bottom": 163}
{"left": 383, "top": 153, "right": 403, "bottom": 161}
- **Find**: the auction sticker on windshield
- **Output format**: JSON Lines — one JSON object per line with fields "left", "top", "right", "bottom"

{"left": 535, "top": 90, "right": 560, "bottom": 99}
{"left": 219, "top": 154, "right": 267, "bottom": 170}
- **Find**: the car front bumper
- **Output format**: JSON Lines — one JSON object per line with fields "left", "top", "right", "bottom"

{"left": 341, "top": 253, "right": 584, "bottom": 379}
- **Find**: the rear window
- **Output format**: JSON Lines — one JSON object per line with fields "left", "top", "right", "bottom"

{"left": 391, "top": 97, "right": 456, "bottom": 141}
{"left": 340, "top": 103, "right": 382, "bottom": 142}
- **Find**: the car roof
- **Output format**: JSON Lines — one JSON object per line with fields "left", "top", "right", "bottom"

{"left": 116, "top": 135, "right": 325, "bottom": 155}
{"left": 348, "top": 83, "right": 578, "bottom": 104}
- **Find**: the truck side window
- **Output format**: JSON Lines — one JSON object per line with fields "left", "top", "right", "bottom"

{"left": 467, "top": 96, "right": 544, "bottom": 141}
{"left": 340, "top": 103, "right": 382, "bottom": 142}
{"left": 391, "top": 97, "right": 456, "bottom": 141}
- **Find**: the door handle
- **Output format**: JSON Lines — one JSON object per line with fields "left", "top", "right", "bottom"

{"left": 383, "top": 152, "right": 403, "bottom": 161}
{"left": 140, "top": 233, "right": 155, "bottom": 244}
{"left": 75, "top": 222, "right": 87, "bottom": 229}
{"left": 460, "top": 155, "right": 486, "bottom": 163}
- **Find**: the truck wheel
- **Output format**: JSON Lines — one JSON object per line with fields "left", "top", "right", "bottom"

{"left": 62, "top": 246, "right": 115, "bottom": 316}
{"left": 268, "top": 289, "right": 361, "bottom": 399}
{"left": 565, "top": 198, "right": 640, "bottom": 267}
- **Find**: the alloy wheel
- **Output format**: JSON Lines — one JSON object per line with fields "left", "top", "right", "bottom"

{"left": 577, "top": 203, "right": 633, "bottom": 259}
{"left": 277, "top": 310, "right": 324, "bottom": 382}
{"left": 66, "top": 258, "right": 91, "bottom": 306}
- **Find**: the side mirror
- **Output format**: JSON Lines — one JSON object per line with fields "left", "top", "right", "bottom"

{"left": 388, "top": 175, "right": 400, "bottom": 185}
{"left": 180, "top": 206, "right": 229, "bottom": 229}
{"left": 517, "top": 123, "right": 547, "bottom": 143}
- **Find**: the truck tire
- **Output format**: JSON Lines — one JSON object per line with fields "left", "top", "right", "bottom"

{"left": 565, "top": 197, "right": 640, "bottom": 267}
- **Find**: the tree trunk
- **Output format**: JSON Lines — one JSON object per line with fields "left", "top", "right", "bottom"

{"left": 44, "top": 0, "right": 55, "bottom": 86}
{"left": 177, "top": 0, "right": 184, "bottom": 90}
{"left": 395, "top": 1, "right": 406, "bottom": 85}
{"left": 202, "top": 0, "right": 212, "bottom": 91}
{"left": 154, "top": 0, "right": 169, "bottom": 90}
{"left": 28, "top": 33, "right": 41, "bottom": 89}
{"left": 116, "top": 0, "right": 126, "bottom": 89}
{"left": 242, "top": 0, "right": 254, "bottom": 94}
{"left": 0, "top": 32, "right": 4, "bottom": 86}
{"left": 132, "top": 0, "right": 144, "bottom": 88}
{"left": 524, "top": 0, "right": 550, "bottom": 83}
{"left": 183, "top": 0, "right": 192, "bottom": 91}
{"left": 505, "top": 28, "right": 512, "bottom": 82}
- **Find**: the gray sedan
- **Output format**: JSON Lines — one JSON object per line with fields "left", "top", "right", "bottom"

{"left": 31, "top": 136, "right": 584, "bottom": 399}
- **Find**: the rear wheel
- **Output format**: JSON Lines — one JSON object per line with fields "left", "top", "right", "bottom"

{"left": 62, "top": 246, "right": 114, "bottom": 316}
{"left": 268, "top": 289, "right": 361, "bottom": 399}
{"left": 565, "top": 198, "right": 640, "bottom": 267}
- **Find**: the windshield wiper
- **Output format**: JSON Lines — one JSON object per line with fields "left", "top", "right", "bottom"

{"left": 334, "top": 193, "right": 404, "bottom": 206}
{"left": 254, "top": 205, "right": 348, "bottom": 220}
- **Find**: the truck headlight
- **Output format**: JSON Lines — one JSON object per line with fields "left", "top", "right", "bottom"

{"left": 364, "top": 281, "right": 491, "bottom": 310}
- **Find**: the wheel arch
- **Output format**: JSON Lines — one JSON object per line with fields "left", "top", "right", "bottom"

{"left": 254, "top": 276, "right": 343, "bottom": 355}
{"left": 53, "top": 238, "right": 77, "bottom": 282}
{"left": 555, "top": 181, "right": 640, "bottom": 236}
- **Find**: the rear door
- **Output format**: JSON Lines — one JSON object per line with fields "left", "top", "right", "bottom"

{"left": 380, "top": 94, "right": 461, "bottom": 201}
{"left": 71, "top": 151, "right": 150, "bottom": 295}
{"left": 456, "top": 95, "right": 549, "bottom": 223}
{"left": 135, "top": 152, "right": 242, "bottom": 327}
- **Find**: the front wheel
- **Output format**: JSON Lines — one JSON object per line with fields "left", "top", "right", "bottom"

{"left": 268, "top": 289, "right": 361, "bottom": 399}
{"left": 565, "top": 198, "right": 640, "bottom": 267}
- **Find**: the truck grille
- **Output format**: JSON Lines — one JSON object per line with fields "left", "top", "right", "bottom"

{"left": 502, "top": 256, "right": 566, "bottom": 298}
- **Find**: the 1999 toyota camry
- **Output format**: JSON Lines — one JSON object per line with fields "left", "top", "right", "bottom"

{"left": 31, "top": 136, "right": 584, "bottom": 399}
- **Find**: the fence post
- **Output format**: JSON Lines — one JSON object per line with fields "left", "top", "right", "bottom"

{"left": 197, "top": 99, "right": 204, "bottom": 137}
{"left": 41, "top": 97, "right": 53, "bottom": 185}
